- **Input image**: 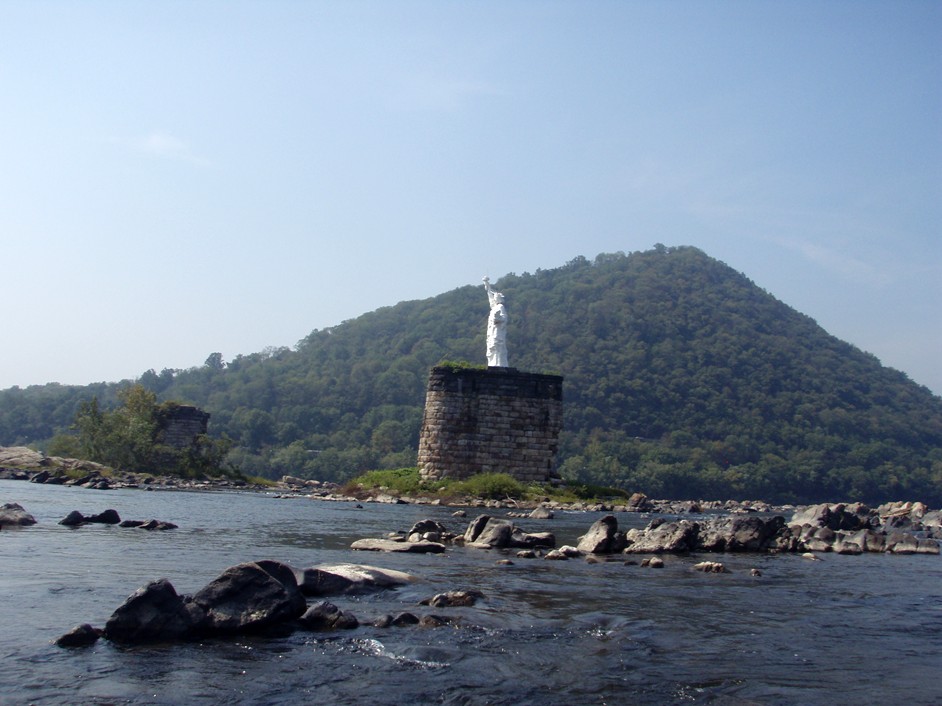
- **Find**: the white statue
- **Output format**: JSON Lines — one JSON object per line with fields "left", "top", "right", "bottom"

{"left": 483, "top": 276, "right": 508, "bottom": 367}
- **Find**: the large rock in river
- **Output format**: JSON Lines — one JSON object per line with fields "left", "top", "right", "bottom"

{"left": 0, "top": 502, "right": 37, "bottom": 527}
{"left": 468, "top": 517, "right": 514, "bottom": 548}
{"left": 623, "top": 519, "right": 699, "bottom": 553}
{"left": 577, "top": 514, "right": 624, "bottom": 554}
{"left": 190, "top": 560, "right": 306, "bottom": 634}
{"left": 464, "top": 515, "right": 555, "bottom": 549}
{"left": 790, "top": 503, "right": 871, "bottom": 531}
{"left": 696, "top": 516, "right": 785, "bottom": 552}
{"left": 103, "top": 578, "right": 199, "bottom": 643}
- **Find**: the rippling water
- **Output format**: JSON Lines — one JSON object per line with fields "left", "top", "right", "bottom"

{"left": 2, "top": 479, "right": 940, "bottom": 705}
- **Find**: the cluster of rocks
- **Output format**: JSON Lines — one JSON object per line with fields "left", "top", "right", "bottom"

{"left": 450, "top": 493, "right": 780, "bottom": 515}
{"left": 0, "top": 503, "right": 177, "bottom": 531}
{"left": 567, "top": 502, "right": 940, "bottom": 557}
{"left": 29, "top": 468, "right": 117, "bottom": 490}
{"left": 348, "top": 502, "right": 940, "bottom": 563}
{"left": 462, "top": 515, "right": 555, "bottom": 549}
{"left": 59, "top": 508, "right": 178, "bottom": 530}
{"left": 56, "top": 561, "right": 474, "bottom": 647}
{"left": 350, "top": 515, "right": 556, "bottom": 554}
{"left": 279, "top": 475, "right": 340, "bottom": 493}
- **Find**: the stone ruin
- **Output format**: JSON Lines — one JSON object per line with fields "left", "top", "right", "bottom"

{"left": 156, "top": 405, "right": 210, "bottom": 450}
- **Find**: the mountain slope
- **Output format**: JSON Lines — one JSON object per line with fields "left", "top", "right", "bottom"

{"left": 2, "top": 246, "right": 940, "bottom": 503}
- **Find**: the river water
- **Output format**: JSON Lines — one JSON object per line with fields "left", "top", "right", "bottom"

{"left": 1, "top": 479, "right": 940, "bottom": 705}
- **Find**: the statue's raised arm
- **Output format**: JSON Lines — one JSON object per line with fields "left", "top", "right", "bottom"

{"left": 483, "top": 276, "right": 496, "bottom": 303}
{"left": 482, "top": 276, "right": 509, "bottom": 367}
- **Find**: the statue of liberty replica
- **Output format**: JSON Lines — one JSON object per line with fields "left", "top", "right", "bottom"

{"left": 483, "top": 276, "right": 508, "bottom": 367}
{"left": 416, "top": 274, "right": 564, "bottom": 483}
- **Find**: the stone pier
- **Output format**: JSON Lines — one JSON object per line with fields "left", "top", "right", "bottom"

{"left": 156, "top": 405, "right": 210, "bottom": 449}
{"left": 417, "top": 366, "right": 563, "bottom": 483}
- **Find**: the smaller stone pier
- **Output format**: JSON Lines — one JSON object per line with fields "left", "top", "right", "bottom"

{"left": 156, "top": 405, "right": 210, "bottom": 449}
{"left": 417, "top": 366, "right": 563, "bottom": 483}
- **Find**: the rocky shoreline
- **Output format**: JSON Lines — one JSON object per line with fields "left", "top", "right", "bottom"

{"left": 0, "top": 445, "right": 786, "bottom": 511}
{"left": 3, "top": 446, "right": 941, "bottom": 532}
{"left": 0, "top": 446, "right": 264, "bottom": 492}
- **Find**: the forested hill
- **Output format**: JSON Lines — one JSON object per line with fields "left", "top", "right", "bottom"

{"left": 2, "top": 246, "right": 940, "bottom": 504}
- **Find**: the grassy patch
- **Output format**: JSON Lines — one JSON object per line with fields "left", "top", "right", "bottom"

{"left": 245, "top": 475, "right": 279, "bottom": 487}
{"left": 451, "top": 472, "right": 526, "bottom": 500}
{"left": 435, "top": 359, "right": 488, "bottom": 372}
{"left": 344, "top": 467, "right": 427, "bottom": 496}
{"left": 343, "top": 467, "right": 629, "bottom": 504}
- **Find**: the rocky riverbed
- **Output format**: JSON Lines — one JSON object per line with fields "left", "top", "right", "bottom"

{"left": 3, "top": 475, "right": 940, "bottom": 705}
{"left": 39, "top": 499, "right": 939, "bottom": 649}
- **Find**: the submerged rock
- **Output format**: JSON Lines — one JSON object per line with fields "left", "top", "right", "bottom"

{"left": 55, "top": 623, "right": 103, "bottom": 647}
{"left": 419, "top": 614, "right": 451, "bottom": 628}
{"left": 298, "top": 601, "right": 358, "bottom": 630}
{"left": 351, "top": 538, "right": 446, "bottom": 553}
{"left": 59, "top": 511, "right": 86, "bottom": 526}
{"left": 420, "top": 590, "right": 484, "bottom": 608}
{"left": 132, "top": 519, "right": 178, "bottom": 530}
{"left": 377, "top": 611, "right": 421, "bottom": 627}
{"left": 692, "top": 561, "right": 729, "bottom": 574}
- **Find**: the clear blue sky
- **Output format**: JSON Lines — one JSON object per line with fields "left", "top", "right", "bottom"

{"left": 2, "top": 1, "right": 940, "bottom": 394}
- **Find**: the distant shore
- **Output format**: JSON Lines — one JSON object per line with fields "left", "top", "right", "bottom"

{"left": 2, "top": 445, "right": 936, "bottom": 522}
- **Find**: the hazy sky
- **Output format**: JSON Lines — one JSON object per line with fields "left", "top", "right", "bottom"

{"left": 2, "top": 1, "right": 940, "bottom": 394}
